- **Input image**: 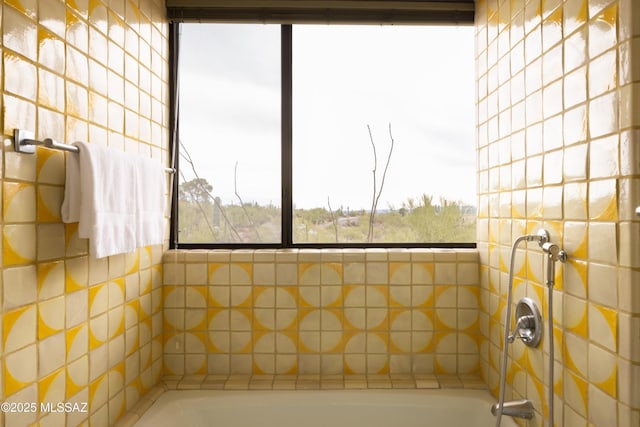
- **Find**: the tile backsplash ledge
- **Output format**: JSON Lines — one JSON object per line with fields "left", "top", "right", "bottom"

{"left": 162, "top": 248, "right": 480, "bottom": 377}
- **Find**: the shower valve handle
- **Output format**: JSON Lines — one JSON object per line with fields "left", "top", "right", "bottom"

{"left": 507, "top": 314, "right": 536, "bottom": 343}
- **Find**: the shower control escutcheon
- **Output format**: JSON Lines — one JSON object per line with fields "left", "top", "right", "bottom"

{"left": 507, "top": 298, "right": 542, "bottom": 348}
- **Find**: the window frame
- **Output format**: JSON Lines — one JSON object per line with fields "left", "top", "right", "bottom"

{"left": 169, "top": 22, "right": 476, "bottom": 250}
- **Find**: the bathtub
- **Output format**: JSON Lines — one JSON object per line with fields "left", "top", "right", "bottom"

{"left": 134, "top": 389, "right": 518, "bottom": 427}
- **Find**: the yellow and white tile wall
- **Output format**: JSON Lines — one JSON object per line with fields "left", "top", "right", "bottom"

{"left": 1, "top": 0, "right": 169, "bottom": 425}
{"left": 162, "top": 249, "right": 481, "bottom": 377}
{"left": 476, "top": 0, "right": 639, "bottom": 426}
{"left": 3, "top": 0, "right": 639, "bottom": 426}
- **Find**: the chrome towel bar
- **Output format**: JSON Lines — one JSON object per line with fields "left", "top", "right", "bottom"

{"left": 13, "top": 129, "right": 175, "bottom": 174}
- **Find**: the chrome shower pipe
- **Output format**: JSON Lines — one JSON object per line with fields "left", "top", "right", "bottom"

{"left": 494, "top": 230, "right": 549, "bottom": 427}
{"left": 540, "top": 241, "right": 567, "bottom": 427}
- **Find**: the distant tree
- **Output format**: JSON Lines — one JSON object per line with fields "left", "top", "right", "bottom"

{"left": 179, "top": 178, "right": 213, "bottom": 204}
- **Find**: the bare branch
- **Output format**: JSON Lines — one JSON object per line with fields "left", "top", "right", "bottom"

{"left": 178, "top": 168, "right": 216, "bottom": 237}
{"left": 234, "top": 161, "right": 262, "bottom": 242}
{"left": 366, "top": 123, "right": 396, "bottom": 243}
{"left": 367, "top": 124, "right": 378, "bottom": 242}
{"left": 179, "top": 141, "right": 241, "bottom": 242}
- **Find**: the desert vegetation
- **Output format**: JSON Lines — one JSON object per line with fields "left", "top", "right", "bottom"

{"left": 177, "top": 180, "right": 475, "bottom": 244}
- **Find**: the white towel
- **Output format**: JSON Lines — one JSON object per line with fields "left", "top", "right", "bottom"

{"left": 75, "top": 142, "right": 138, "bottom": 258}
{"left": 135, "top": 155, "right": 166, "bottom": 249}
{"left": 61, "top": 142, "right": 166, "bottom": 258}
{"left": 60, "top": 148, "right": 82, "bottom": 223}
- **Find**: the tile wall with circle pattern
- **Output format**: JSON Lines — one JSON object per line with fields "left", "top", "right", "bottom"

{"left": 162, "top": 249, "right": 481, "bottom": 378}
{"left": 475, "top": 0, "right": 640, "bottom": 426}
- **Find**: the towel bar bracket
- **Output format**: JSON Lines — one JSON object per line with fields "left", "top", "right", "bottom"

{"left": 13, "top": 129, "right": 36, "bottom": 154}
{"left": 14, "top": 129, "right": 80, "bottom": 154}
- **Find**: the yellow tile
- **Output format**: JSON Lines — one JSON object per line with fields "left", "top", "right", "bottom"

{"left": 208, "top": 285, "right": 230, "bottom": 308}
{"left": 38, "top": 296, "right": 65, "bottom": 339}
{"left": 589, "top": 179, "right": 618, "bottom": 221}
{"left": 590, "top": 91, "right": 619, "bottom": 139}
{"left": 343, "top": 285, "right": 364, "bottom": 308}
{"left": 39, "top": 368, "right": 66, "bottom": 404}
{"left": 208, "top": 263, "right": 230, "bottom": 285}
{"left": 4, "top": 52, "right": 37, "bottom": 99}
{"left": 411, "top": 309, "right": 436, "bottom": 331}
{"left": 458, "top": 309, "right": 479, "bottom": 331}
{"left": 38, "top": 260, "right": 65, "bottom": 299}
{"left": 229, "top": 263, "right": 252, "bottom": 285}
{"left": 588, "top": 303, "right": 617, "bottom": 352}
{"left": 36, "top": 223, "right": 64, "bottom": 260}
{"left": 565, "top": 332, "right": 589, "bottom": 377}
{"left": 66, "top": 45, "right": 89, "bottom": 85}
{"left": 320, "top": 262, "right": 343, "bottom": 285}
{"left": 543, "top": 185, "right": 564, "bottom": 218}
{"left": 4, "top": 5, "right": 38, "bottom": 60}
{"left": 4, "top": 97, "right": 37, "bottom": 150}
{"left": 124, "top": 299, "right": 139, "bottom": 330}
{"left": 67, "top": 8, "right": 88, "bottom": 51}
{"left": 344, "top": 307, "right": 365, "bottom": 330}
{"left": 89, "top": 284, "right": 108, "bottom": 318}
{"left": 542, "top": 5, "right": 563, "bottom": 51}
{"left": 3, "top": 305, "right": 37, "bottom": 353}
{"left": 588, "top": 2, "right": 618, "bottom": 59}
{"left": 38, "top": 331, "right": 66, "bottom": 379}
{"left": 366, "top": 355, "right": 389, "bottom": 375}
{"left": 64, "top": 355, "right": 88, "bottom": 400}
{"left": 588, "top": 343, "right": 617, "bottom": 397}
{"left": 411, "top": 262, "right": 435, "bottom": 286}
{"left": 564, "top": 0, "right": 588, "bottom": 37}
{"left": 365, "top": 262, "right": 387, "bottom": 285}
{"left": 90, "top": 314, "right": 108, "bottom": 349}
{"left": 389, "top": 285, "right": 411, "bottom": 307}
{"left": 66, "top": 324, "right": 88, "bottom": 362}
{"left": 88, "top": 0, "right": 108, "bottom": 34}
{"left": 249, "top": 262, "right": 273, "bottom": 286}
{"left": 566, "top": 295, "right": 588, "bottom": 338}
{"left": 66, "top": 80, "right": 89, "bottom": 119}
{"left": 38, "top": 185, "right": 64, "bottom": 222}
{"left": 434, "top": 355, "right": 457, "bottom": 375}
{"left": 38, "top": 68, "right": 65, "bottom": 112}
{"left": 38, "top": 107, "right": 64, "bottom": 145}
{"left": 588, "top": 383, "right": 618, "bottom": 426}
{"left": 434, "top": 285, "right": 457, "bottom": 308}
{"left": 3, "top": 182, "right": 35, "bottom": 223}
{"left": 4, "top": 344, "right": 37, "bottom": 396}
{"left": 89, "top": 373, "right": 109, "bottom": 410}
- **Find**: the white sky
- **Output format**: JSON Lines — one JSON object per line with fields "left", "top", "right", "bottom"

{"left": 178, "top": 23, "right": 476, "bottom": 211}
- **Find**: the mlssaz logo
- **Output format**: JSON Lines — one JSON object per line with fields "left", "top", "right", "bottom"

{"left": 40, "top": 402, "right": 89, "bottom": 413}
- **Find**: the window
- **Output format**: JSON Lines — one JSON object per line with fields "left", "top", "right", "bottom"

{"left": 172, "top": 23, "right": 476, "bottom": 248}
